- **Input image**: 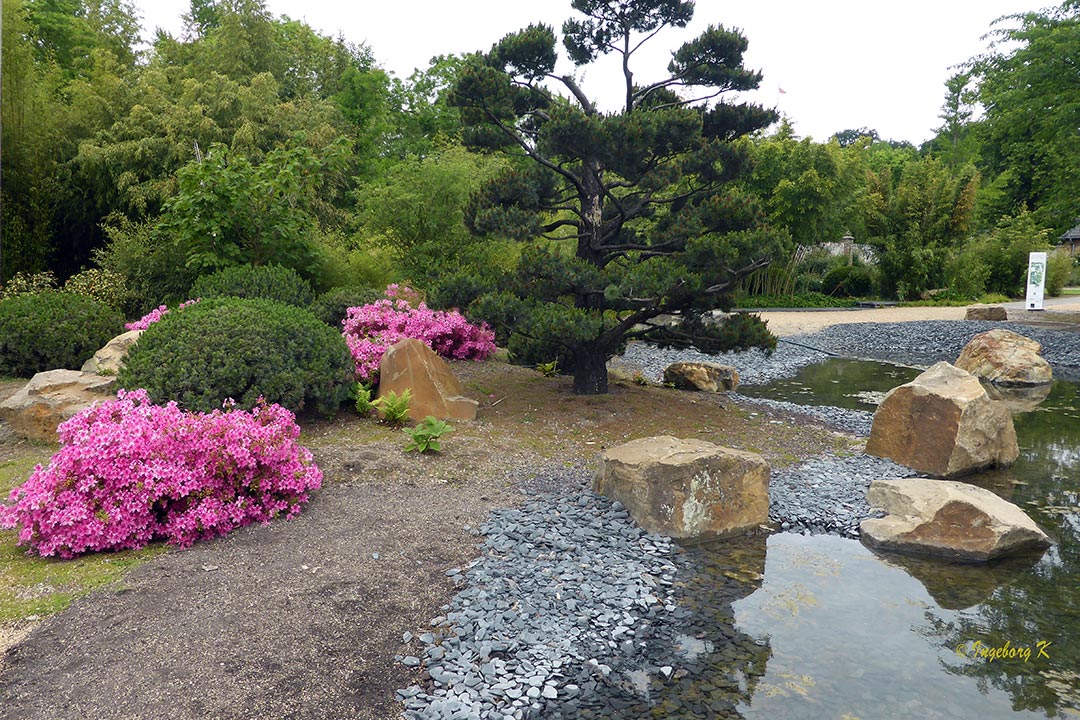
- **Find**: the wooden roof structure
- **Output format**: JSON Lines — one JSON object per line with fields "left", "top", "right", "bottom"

{"left": 1059, "top": 221, "right": 1080, "bottom": 255}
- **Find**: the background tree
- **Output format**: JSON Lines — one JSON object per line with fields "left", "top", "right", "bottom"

{"left": 971, "top": 2, "right": 1080, "bottom": 233}
{"left": 743, "top": 120, "right": 865, "bottom": 247}
{"left": 448, "top": 0, "right": 788, "bottom": 394}
{"left": 354, "top": 143, "right": 509, "bottom": 288}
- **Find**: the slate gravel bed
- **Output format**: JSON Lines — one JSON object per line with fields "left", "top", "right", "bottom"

{"left": 788, "top": 320, "right": 1080, "bottom": 380}
{"left": 729, "top": 393, "right": 875, "bottom": 437}
{"left": 397, "top": 487, "right": 680, "bottom": 720}
{"left": 621, "top": 319, "right": 1080, "bottom": 386}
{"left": 770, "top": 453, "right": 914, "bottom": 538}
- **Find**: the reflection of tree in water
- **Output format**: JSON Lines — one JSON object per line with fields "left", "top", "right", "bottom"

{"left": 905, "top": 379, "right": 1080, "bottom": 716}
{"left": 923, "top": 467, "right": 1080, "bottom": 713}
{"left": 553, "top": 535, "right": 772, "bottom": 719}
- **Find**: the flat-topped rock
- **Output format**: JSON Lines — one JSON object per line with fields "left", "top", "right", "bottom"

{"left": 866, "top": 362, "right": 1018, "bottom": 478}
{"left": 377, "top": 339, "right": 478, "bottom": 422}
{"left": 955, "top": 328, "right": 1053, "bottom": 385}
{"left": 0, "top": 370, "right": 116, "bottom": 442}
{"left": 594, "top": 436, "right": 768, "bottom": 540}
{"left": 965, "top": 306, "right": 1008, "bottom": 321}
{"left": 663, "top": 362, "right": 739, "bottom": 392}
{"left": 860, "top": 478, "right": 1052, "bottom": 561}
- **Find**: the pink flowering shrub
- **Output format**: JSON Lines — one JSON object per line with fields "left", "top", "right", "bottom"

{"left": 125, "top": 298, "right": 201, "bottom": 331}
{"left": 0, "top": 389, "right": 321, "bottom": 558}
{"left": 341, "top": 287, "right": 497, "bottom": 382}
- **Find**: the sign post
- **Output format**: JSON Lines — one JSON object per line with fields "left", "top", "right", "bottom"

{"left": 1025, "top": 251, "right": 1047, "bottom": 311}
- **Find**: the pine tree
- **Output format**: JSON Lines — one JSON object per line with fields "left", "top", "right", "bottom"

{"left": 448, "top": 0, "right": 790, "bottom": 394}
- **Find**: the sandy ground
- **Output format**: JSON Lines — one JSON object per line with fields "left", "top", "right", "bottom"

{"left": 757, "top": 300, "right": 1080, "bottom": 337}
{"left": 756, "top": 306, "right": 968, "bottom": 336}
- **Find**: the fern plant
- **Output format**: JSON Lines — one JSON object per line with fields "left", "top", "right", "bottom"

{"left": 372, "top": 388, "right": 412, "bottom": 425}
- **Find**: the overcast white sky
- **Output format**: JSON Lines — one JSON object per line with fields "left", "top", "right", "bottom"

{"left": 133, "top": 0, "right": 1040, "bottom": 145}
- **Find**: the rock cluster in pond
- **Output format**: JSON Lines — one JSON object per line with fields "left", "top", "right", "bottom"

{"left": 866, "top": 362, "right": 1018, "bottom": 478}
{"left": 662, "top": 362, "right": 739, "bottom": 392}
{"left": 378, "top": 338, "right": 478, "bottom": 422}
{"left": 955, "top": 328, "right": 1053, "bottom": 385}
{"left": 0, "top": 369, "right": 116, "bottom": 442}
{"left": 860, "top": 478, "right": 1052, "bottom": 561}
{"left": 594, "top": 436, "right": 769, "bottom": 540}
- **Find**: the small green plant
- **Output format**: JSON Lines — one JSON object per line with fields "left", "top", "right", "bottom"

{"left": 536, "top": 360, "right": 559, "bottom": 377}
{"left": 403, "top": 415, "right": 454, "bottom": 453}
{"left": 354, "top": 382, "right": 376, "bottom": 415}
{"left": 632, "top": 372, "right": 650, "bottom": 386}
{"left": 372, "top": 388, "right": 412, "bottom": 425}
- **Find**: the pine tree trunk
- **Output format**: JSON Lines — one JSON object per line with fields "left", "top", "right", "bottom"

{"left": 572, "top": 349, "right": 609, "bottom": 395}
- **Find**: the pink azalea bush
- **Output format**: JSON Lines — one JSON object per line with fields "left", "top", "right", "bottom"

{"left": 125, "top": 298, "right": 201, "bottom": 331}
{"left": 0, "top": 389, "right": 321, "bottom": 558}
{"left": 342, "top": 286, "right": 497, "bottom": 382}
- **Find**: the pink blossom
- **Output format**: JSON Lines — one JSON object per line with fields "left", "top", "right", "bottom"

{"left": 0, "top": 389, "right": 321, "bottom": 558}
{"left": 341, "top": 287, "right": 497, "bottom": 382}
{"left": 125, "top": 298, "right": 202, "bottom": 331}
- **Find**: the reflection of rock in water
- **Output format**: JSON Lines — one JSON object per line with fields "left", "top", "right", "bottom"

{"left": 549, "top": 534, "right": 771, "bottom": 719}
{"left": 983, "top": 381, "right": 1053, "bottom": 414}
{"left": 875, "top": 551, "right": 1039, "bottom": 610}
{"left": 958, "top": 468, "right": 1022, "bottom": 501}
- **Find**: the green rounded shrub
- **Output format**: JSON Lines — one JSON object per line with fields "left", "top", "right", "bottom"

{"left": 189, "top": 265, "right": 315, "bottom": 308}
{"left": 118, "top": 298, "right": 354, "bottom": 415}
{"left": 0, "top": 291, "right": 124, "bottom": 377}
{"left": 822, "top": 265, "right": 876, "bottom": 298}
{"left": 310, "top": 286, "right": 381, "bottom": 328}
{"left": 63, "top": 268, "right": 129, "bottom": 310}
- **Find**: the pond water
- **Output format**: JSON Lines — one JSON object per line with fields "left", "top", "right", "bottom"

{"left": 658, "top": 360, "right": 1080, "bottom": 719}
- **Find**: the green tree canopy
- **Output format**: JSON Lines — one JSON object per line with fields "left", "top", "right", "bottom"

{"left": 971, "top": 2, "right": 1080, "bottom": 233}
{"left": 448, "top": 0, "right": 788, "bottom": 394}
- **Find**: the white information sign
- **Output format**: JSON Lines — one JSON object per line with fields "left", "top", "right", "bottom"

{"left": 1025, "top": 251, "right": 1047, "bottom": 311}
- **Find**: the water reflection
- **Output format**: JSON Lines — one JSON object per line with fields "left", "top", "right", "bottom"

{"left": 731, "top": 360, "right": 1080, "bottom": 718}
{"left": 983, "top": 382, "right": 1053, "bottom": 414}
{"left": 732, "top": 534, "right": 1040, "bottom": 719}
{"left": 873, "top": 551, "right": 1039, "bottom": 610}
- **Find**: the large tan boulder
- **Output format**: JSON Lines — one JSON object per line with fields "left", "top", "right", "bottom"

{"left": 663, "top": 362, "right": 739, "bottom": 392}
{"left": 80, "top": 329, "right": 142, "bottom": 375}
{"left": 594, "top": 436, "right": 769, "bottom": 540}
{"left": 377, "top": 339, "right": 478, "bottom": 422}
{"left": 860, "top": 478, "right": 1051, "bottom": 561}
{"left": 0, "top": 370, "right": 116, "bottom": 442}
{"left": 866, "top": 362, "right": 1018, "bottom": 478}
{"left": 965, "top": 305, "right": 1008, "bottom": 321}
{"left": 955, "top": 329, "right": 1053, "bottom": 385}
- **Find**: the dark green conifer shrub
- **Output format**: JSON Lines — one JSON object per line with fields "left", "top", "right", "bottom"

{"left": 0, "top": 291, "right": 123, "bottom": 377}
{"left": 189, "top": 265, "right": 316, "bottom": 308}
{"left": 118, "top": 298, "right": 354, "bottom": 415}
{"left": 822, "top": 265, "right": 876, "bottom": 298}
